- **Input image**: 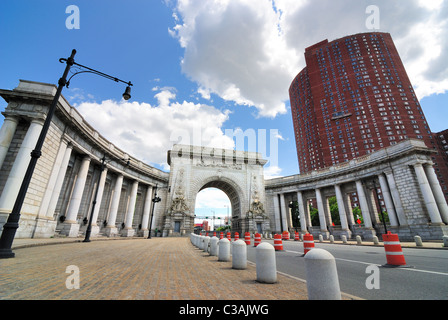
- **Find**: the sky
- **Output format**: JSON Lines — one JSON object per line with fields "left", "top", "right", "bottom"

{"left": 1, "top": 0, "right": 447, "bottom": 220}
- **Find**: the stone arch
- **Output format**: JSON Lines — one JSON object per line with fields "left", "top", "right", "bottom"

{"left": 164, "top": 144, "right": 269, "bottom": 236}
{"left": 193, "top": 176, "right": 245, "bottom": 223}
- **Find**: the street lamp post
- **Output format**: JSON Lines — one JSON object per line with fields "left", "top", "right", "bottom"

{"left": 147, "top": 184, "right": 161, "bottom": 239}
{"left": 0, "top": 49, "right": 133, "bottom": 258}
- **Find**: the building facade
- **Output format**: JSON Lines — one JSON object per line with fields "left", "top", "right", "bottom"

{"left": 289, "top": 32, "right": 448, "bottom": 199}
{"left": 0, "top": 80, "right": 447, "bottom": 241}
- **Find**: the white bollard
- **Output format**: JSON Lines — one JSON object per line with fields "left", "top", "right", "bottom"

{"left": 372, "top": 236, "right": 379, "bottom": 245}
{"left": 319, "top": 234, "right": 324, "bottom": 242}
{"left": 199, "top": 236, "right": 205, "bottom": 250}
{"left": 210, "top": 236, "right": 219, "bottom": 256}
{"left": 255, "top": 242, "right": 277, "bottom": 284}
{"left": 304, "top": 248, "right": 341, "bottom": 300}
{"left": 329, "top": 235, "right": 334, "bottom": 243}
{"left": 414, "top": 235, "right": 423, "bottom": 247}
{"left": 203, "top": 236, "right": 210, "bottom": 252}
{"left": 232, "top": 240, "right": 247, "bottom": 269}
{"left": 443, "top": 235, "right": 448, "bottom": 247}
{"left": 356, "top": 235, "right": 362, "bottom": 245}
{"left": 218, "top": 238, "right": 230, "bottom": 261}
{"left": 341, "top": 235, "right": 347, "bottom": 244}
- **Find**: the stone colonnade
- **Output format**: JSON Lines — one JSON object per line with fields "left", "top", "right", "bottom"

{"left": 266, "top": 140, "right": 448, "bottom": 241}
{"left": 0, "top": 80, "right": 169, "bottom": 239}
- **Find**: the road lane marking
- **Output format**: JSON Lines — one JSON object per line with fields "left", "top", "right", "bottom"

{"left": 283, "top": 249, "right": 448, "bottom": 276}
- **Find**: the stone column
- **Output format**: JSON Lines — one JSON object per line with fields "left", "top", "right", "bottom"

{"left": 37, "top": 140, "right": 68, "bottom": 218}
{"left": 384, "top": 170, "right": 408, "bottom": 225}
{"left": 413, "top": 163, "right": 443, "bottom": 225}
{"left": 297, "top": 191, "right": 307, "bottom": 233}
{"left": 60, "top": 155, "right": 91, "bottom": 237}
{"left": 377, "top": 174, "right": 399, "bottom": 227}
{"left": 46, "top": 143, "right": 73, "bottom": 218}
{"left": 273, "top": 194, "right": 281, "bottom": 232}
{"left": 334, "top": 184, "right": 350, "bottom": 236}
{"left": 139, "top": 185, "right": 153, "bottom": 237}
{"left": 89, "top": 167, "right": 108, "bottom": 237}
{"left": 104, "top": 174, "right": 123, "bottom": 237}
{"left": 0, "top": 115, "right": 19, "bottom": 170}
{"left": 355, "top": 180, "right": 373, "bottom": 228}
{"left": 122, "top": 180, "right": 138, "bottom": 237}
{"left": 424, "top": 164, "right": 448, "bottom": 224}
{"left": 0, "top": 119, "right": 44, "bottom": 213}
{"left": 279, "top": 193, "right": 288, "bottom": 232}
{"left": 315, "top": 188, "right": 328, "bottom": 231}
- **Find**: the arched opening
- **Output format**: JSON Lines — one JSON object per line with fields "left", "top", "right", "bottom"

{"left": 192, "top": 179, "right": 243, "bottom": 234}
{"left": 194, "top": 188, "right": 231, "bottom": 233}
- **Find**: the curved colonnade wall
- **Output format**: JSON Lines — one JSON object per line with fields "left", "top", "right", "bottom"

{"left": 0, "top": 80, "right": 169, "bottom": 239}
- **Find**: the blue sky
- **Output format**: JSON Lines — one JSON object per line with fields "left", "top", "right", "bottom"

{"left": 1, "top": 0, "right": 447, "bottom": 219}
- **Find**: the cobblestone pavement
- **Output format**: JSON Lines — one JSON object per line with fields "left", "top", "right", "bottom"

{"left": 1, "top": 237, "right": 321, "bottom": 300}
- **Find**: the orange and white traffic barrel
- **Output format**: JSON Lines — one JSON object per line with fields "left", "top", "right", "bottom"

{"left": 254, "top": 233, "right": 261, "bottom": 247}
{"left": 282, "top": 230, "right": 289, "bottom": 241}
{"left": 274, "top": 234, "right": 283, "bottom": 251}
{"left": 213, "top": 231, "right": 216, "bottom": 237}
{"left": 244, "top": 232, "right": 251, "bottom": 245}
{"left": 227, "top": 232, "right": 231, "bottom": 242}
{"left": 303, "top": 233, "right": 315, "bottom": 255}
{"left": 382, "top": 231, "right": 406, "bottom": 266}
{"left": 220, "top": 232, "right": 224, "bottom": 240}
{"left": 294, "top": 231, "right": 300, "bottom": 241}
{"left": 234, "top": 232, "right": 239, "bottom": 241}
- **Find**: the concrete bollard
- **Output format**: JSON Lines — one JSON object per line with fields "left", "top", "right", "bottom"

{"left": 356, "top": 235, "right": 362, "bottom": 245}
{"left": 199, "top": 236, "right": 205, "bottom": 250}
{"left": 443, "top": 235, "right": 448, "bottom": 247}
{"left": 304, "top": 248, "right": 341, "bottom": 300}
{"left": 210, "top": 236, "right": 219, "bottom": 256}
{"left": 256, "top": 242, "right": 277, "bottom": 284}
{"left": 372, "top": 236, "right": 379, "bottom": 245}
{"left": 414, "top": 235, "right": 423, "bottom": 247}
{"left": 329, "top": 235, "right": 334, "bottom": 243}
{"left": 319, "top": 234, "right": 324, "bottom": 242}
{"left": 232, "top": 240, "right": 247, "bottom": 270}
{"left": 341, "top": 235, "right": 347, "bottom": 244}
{"left": 218, "top": 238, "right": 230, "bottom": 261}
{"left": 203, "top": 236, "right": 210, "bottom": 252}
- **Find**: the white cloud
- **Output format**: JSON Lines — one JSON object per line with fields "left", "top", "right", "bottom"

{"left": 168, "top": 0, "right": 448, "bottom": 117}
{"left": 76, "top": 89, "right": 234, "bottom": 170}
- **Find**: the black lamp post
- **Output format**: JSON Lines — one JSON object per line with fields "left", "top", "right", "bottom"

{"left": 0, "top": 49, "right": 133, "bottom": 258}
{"left": 147, "top": 184, "right": 161, "bottom": 239}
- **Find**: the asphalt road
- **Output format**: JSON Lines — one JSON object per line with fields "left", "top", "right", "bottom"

{"left": 246, "top": 240, "right": 448, "bottom": 300}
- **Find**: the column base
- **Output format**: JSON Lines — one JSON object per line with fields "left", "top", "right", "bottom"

{"left": 138, "top": 228, "right": 149, "bottom": 237}
{"left": 59, "top": 221, "right": 80, "bottom": 238}
{"left": 103, "top": 226, "right": 118, "bottom": 237}
{"left": 121, "top": 227, "right": 135, "bottom": 237}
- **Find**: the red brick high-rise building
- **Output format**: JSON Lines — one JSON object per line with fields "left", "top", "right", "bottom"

{"left": 289, "top": 32, "right": 447, "bottom": 200}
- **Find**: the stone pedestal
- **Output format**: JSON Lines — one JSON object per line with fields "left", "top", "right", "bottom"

{"left": 60, "top": 221, "right": 80, "bottom": 237}
{"left": 121, "top": 227, "right": 135, "bottom": 237}
{"left": 104, "top": 226, "right": 118, "bottom": 237}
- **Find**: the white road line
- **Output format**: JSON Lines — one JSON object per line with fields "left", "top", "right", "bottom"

{"left": 283, "top": 249, "right": 448, "bottom": 276}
